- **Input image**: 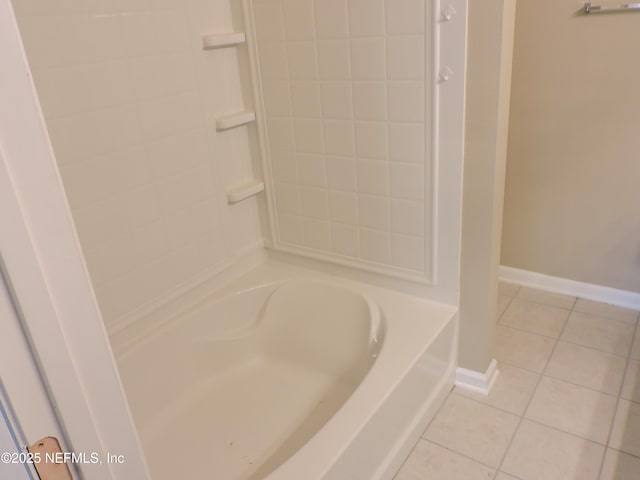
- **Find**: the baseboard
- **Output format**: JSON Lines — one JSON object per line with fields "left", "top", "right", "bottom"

{"left": 499, "top": 265, "right": 640, "bottom": 312}
{"left": 455, "top": 358, "right": 499, "bottom": 395}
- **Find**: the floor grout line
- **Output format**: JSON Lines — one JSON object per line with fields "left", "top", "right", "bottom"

{"left": 493, "top": 297, "right": 575, "bottom": 478}
{"left": 453, "top": 381, "right": 640, "bottom": 464}
{"left": 396, "top": 288, "right": 640, "bottom": 479}
{"left": 391, "top": 383, "right": 455, "bottom": 479}
{"left": 423, "top": 438, "right": 499, "bottom": 472}
{"left": 497, "top": 321, "right": 634, "bottom": 358}
{"left": 597, "top": 317, "right": 640, "bottom": 479}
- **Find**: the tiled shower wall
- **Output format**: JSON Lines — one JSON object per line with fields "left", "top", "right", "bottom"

{"left": 250, "top": 0, "right": 433, "bottom": 280}
{"left": 12, "top": 0, "right": 263, "bottom": 325}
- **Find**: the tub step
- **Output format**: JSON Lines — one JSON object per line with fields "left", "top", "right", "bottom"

{"left": 202, "top": 32, "right": 246, "bottom": 50}
{"left": 216, "top": 111, "right": 256, "bottom": 131}
{"left": 226, "top": 179, "right": 265, "bottom": 204}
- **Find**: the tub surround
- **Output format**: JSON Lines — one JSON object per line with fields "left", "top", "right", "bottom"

{"left": 246, "top": 0, "right": 436, "bottom": 283}
{"left": 11, "top": 0, "right": 265, "bottom": 325}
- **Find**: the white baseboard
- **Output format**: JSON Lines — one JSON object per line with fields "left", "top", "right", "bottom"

{"left": 499, "top": 266, "right": 640, "bottom": 312}
{"left": 455, "top": 358, "right": 499, "bottom": 395}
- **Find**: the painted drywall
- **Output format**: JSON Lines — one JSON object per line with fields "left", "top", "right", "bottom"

{"left": 12, "top": 0, "right": 265, "bottom": 325}
{"left": 501, "top": 0, "right": 640, "bottom": 293}
{"left": 459, "top": 0, "right": 516, "bottom": 372}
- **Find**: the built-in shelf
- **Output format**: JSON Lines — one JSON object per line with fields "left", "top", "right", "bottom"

{"left": 202, "top": 32, "right": 246, "bottom": 50}
{"left": 216, "top": 111, "right": 256, "bottom": 131}
{"left": 226, "top": 179, "right": 265, "bottom": 204}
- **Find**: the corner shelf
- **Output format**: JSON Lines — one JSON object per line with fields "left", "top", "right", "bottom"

{"left": 202, "top": 32, "right": 246, "bottom": 50}
{"left": 226, "top": 179, "right": 265, "bottom": 204}
{"left": 216, "top": 111, "right": 256, "bottom": 131}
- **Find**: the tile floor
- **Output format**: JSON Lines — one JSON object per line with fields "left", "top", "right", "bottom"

{"left": 393, "top": 283, "right": 640, "bottom": 480}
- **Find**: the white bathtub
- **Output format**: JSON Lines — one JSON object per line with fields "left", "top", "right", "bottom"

{"left": 114, "top": 261, "right": 457, "bottom": 480}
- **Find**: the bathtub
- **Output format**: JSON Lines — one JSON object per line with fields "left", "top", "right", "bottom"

{"left": 114, "top": 260, "right": 457, "bottom": 480}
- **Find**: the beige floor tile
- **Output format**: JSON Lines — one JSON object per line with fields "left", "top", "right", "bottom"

{"left": 501, "top": 419, "right": 605, "bottom": 480}
{"left": 495, "top": 325, "right": 556, "bottom": 373}
{"left": 499, "top": 299, "right": 570, "bottom": 338}
{"left": 497, "top": 295, "right": 512, "bottom": 321}
{"left": 561, "top": 311, "right": 636, "bottom": 356}
{"left": 630, "top": 330, "right": 640, "bottom": 361}
{"left": 610, "top": 399, "right": 640, "bottom": 457}
{"left": 424, "top": 395, "right": 519, "bottom": 468}
{"left": 599, "top": 448, "right": 640, "bottom": 480}
{"left": 545, "top": 341, "right": 626, "bottom": 395}
{"left": 495, "top": 473, "right": 520, "bottom": 480}
{"left": 455, "top": 364, "right": 539, "bottom": 416}
{"left": 394, "top": 440, "right": 495, "bottom": 480}
{"left": 525, "top": 376, "right": 617, "bottom": 444}
{"left": 516, "top": 286, "right": 576, "bottom": 309}
{"left": 499, "top": 282, "right": 520, "bottom": 297}
{"left": 621, "top": 359, "right": 640, "bottom": 403}
{"left": 574, "top": 299, "right": 639, "bottom": 323}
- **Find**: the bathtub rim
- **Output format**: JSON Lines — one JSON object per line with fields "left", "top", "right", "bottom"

{"left": 114, "top": 276, "right": 386, "bottom": 362}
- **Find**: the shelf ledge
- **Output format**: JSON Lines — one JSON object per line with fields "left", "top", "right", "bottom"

{"left": 202, "top": 32, "right": 246, "bottom": 50}
{"left": 226, "top": 180, "right": 265, "bottom": 204}
{"left": 216, "top": 111, "right": 256, "bottom": 131}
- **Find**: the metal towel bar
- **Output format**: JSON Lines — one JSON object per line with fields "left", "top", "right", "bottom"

{"left": 584, "top": 2, "right": 640, "bottom": 13}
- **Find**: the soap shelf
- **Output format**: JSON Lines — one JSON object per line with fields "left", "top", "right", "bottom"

{"left": 226, "top": 179, "right": 265, "bottom": 204}
{"left": 216, "top": 111, "right": 256, "bottom": 131}
{"left": 202, "top": 32, "right": 246, "bottom": 50}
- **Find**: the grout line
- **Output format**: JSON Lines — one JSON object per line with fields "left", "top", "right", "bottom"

{"left": 541, "top": 372, "right": 623, "bottom": 397}
{"left": 497, "top": 320, "right": 633, "bottom": 359}
{"left": 450, "top": 389, "right": 531, "bottom": 417}
{"left": 496, "top": 294, "right": 516, "bottom": 323}
{"left": 513, "top": 288, "right": 578, "bottom": 311}
{"left": 418, "top": 384, "right": 454, "bottom": 439}
{"left": 597, "top": 316, "right": 640, "bottom": 479}
{"left": 382, "top": 0, "right": 393, "bottom": 267}
{"left": 423, "top": 438, "right": 499, "bottom": 472}
{"left": 308, "top": 0, "right": 333, "bottom": 254}
{"left": 601, "top": 446, "right": 640, "bottom": 461}
{"left": 478, "top": 290, "right": 639, "bottom": 478}
{"left": 400, "top": 293, "right": 640, "bottom": 478}
{"left": 496, "top": 319, "right": 565, "bottom": 340}
{"left": 391, "top": 384, "right": 455, "bottom": 478}
{"left": 503, "top": 295, "right": 575, "bottom": 313}
{"left": 493, "top": 299, "right": 575, "bottom": 477}
{"left": 451, "top": 389, "right": 613, "bottom": 447}
{"left": 342, "top": 0, "right": 364, "bottom": 257}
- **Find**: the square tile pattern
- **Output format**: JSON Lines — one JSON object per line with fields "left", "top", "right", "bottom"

{"left": 14, "top": 0, "right": 266, "bottom": 324}
{"left": 395, "top": 286, "right": 640, "bottom": 480}
{"left": 251, "top": 0, "right": 431, "bottom": 277}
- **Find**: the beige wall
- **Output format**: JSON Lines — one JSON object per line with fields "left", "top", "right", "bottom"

{"left": 13, "top": 0, "right": 265, "bottom": 325}
{"left": 459, "top": 0, "right": 516, "bottom": 372}
{"left": 502, "top": 0, "right": 640, "bottom": 293}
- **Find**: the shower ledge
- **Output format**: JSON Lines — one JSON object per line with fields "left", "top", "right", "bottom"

{"left": 202, "top": 32, "right": 246, "bottom": 50}
{"left": 226, "top": 179, "right": 265, "bottom": 204}
{"left": 216, "top": 111, "right": 256, "bottom": 131}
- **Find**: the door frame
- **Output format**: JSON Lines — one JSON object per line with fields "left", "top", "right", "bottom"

{"left": 0, "top": 1, "right": 149, "bottom": 479}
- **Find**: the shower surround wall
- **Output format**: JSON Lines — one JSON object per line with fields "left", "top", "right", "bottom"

{"left": 12, "top": 0, "right": 264, "bottom": 326}
{"left": 14, "top": 0, "right": 466, "bottom": 328}
{"left": 249, "top": 0, "right": 434, "bottom": 283}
